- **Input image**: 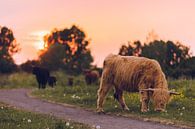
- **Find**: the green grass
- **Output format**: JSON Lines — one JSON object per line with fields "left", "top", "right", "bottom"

{"left": 0, "top": 103, "right": 91, "bottom": 129}
{"left": 0, "top": 71, "right": 194, "bottom": 127}
{"left": 0, "top": 72, "right": 37, "bottom": 89}
{"left": 32, "top": 72, "right": 195, "bottom": 127}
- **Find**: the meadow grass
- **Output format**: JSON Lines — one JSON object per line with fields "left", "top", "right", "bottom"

{"left": 0, "top": 72, "right": 37, "bottom": 89}
{"left": 32, "top": 72, "right": 195, "bottom": 127}
{"left": 0, "top": 103, "right": 91, "bottom": 129}
{"left": 0, "top": 71, "right": 194, "bottom": 127}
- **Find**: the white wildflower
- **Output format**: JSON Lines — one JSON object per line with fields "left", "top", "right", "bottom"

{"left": 1, "top": 106, "right": 3, "bottom": 109}
{"left": 66, "top": 122, "right": 70, "bottom": 126}
{"left": 180, "top": 112, "right": 183, "bottom": 116}
{"left": 114, "top": 105, "right": 118, "bottom": 108}
{"left": 96, "top": 125, "right": 101, "bottom": 129}
{"left": 71, "top": 94, "right": 80, "bottom": 99}
{"left": 182, "top": 107, "right": 185, "bottom": 110}
{"left": 71, "top": 94, "right": 76, "bottom": 99}
{"left": 63, "top": 94, "right": 66, "bottom": 96}
{"left": 70, "top": 126, "right": 74, "bottom": 129}
{"left": 27, "top": 119, "right": 32, "bottom": 123}
{"left": 76, "top": 96, "right": 80, "bottom": 99}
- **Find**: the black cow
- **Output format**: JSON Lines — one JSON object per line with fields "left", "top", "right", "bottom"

{"left": 67, "top": 77, "right": 74, "bottom": 86}
{"left": 48, "top": 76, "right": 57, "bottom": 87}
{"left": 32, "top": 66, "right": 50, "bottom": 89}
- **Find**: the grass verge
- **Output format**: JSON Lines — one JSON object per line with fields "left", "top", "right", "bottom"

{"left": 0, "top": 102, "right": 91, "bottom": 129}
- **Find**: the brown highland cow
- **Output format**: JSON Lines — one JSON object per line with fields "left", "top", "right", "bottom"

{"left": 84, "top": 69, "right": 100, "bottom": 85}
{"left": 97, "top": 54, "right": 179, "bottom": 113}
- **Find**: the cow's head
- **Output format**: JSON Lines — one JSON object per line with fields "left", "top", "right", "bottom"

{"left": 140, "top": 88, "right": 180, "bottom": 112}
{"left": 32, "top": 66, "right": 39, "bottom": 75}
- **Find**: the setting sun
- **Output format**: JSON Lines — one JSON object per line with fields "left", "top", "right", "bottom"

{"left": 35, "top": 40, "right": 45, "bottom": 50}
{"left": 31, "top": 31, "right": 49, "bottom": 50}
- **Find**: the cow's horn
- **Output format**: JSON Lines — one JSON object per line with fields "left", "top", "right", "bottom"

{"left": 169, "top": 91, "right": 180, "bottom": 95}
{"left": 140, "top": 88, "right": 155, "bottom": 91}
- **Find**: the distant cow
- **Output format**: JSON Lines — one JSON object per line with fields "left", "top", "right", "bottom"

{"left": 48, "top": 76, "right": 57, "bottom": 88}
{"left": 67, "top": 77, "right": 74, "bottom": 86}
{"left": 32, "top": 66, "right": 50, "bottom": 89}
{"left": 84, "top": 70, "right": 100, "bottom": 85}
{"left": 97, "top": 54, "right": 179, "bottom": 113}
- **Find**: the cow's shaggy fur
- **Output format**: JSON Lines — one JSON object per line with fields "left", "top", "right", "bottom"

{"left": 84, "top": 70, "right": 100, "bottom": 85}
{"left": 97, "top": 54, "right": 176, "bottom": 113}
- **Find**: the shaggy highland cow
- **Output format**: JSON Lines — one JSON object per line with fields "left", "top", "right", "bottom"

{"left": 32, "top": 66, "right": 50, "bottom": 89}
{"left": 84, "top": 70, "right": 100, "bottom": 85}
{"left": 97, "top": 54, "right": 179, "bottom": 113}
{"left": 48, "top": 76, "right": 57, "bottom": 87}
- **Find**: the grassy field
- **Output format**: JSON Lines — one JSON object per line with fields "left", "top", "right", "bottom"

{"left": 0, "top": 72, "right": 37, "bottom": 89}
{"left": 0, "top": 103, "right": 90, "bottom": 129}
{"left": 0, "top": 71, "right": 195, "bottom": 127}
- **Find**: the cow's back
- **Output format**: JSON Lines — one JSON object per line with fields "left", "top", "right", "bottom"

{"left": 102, "top": 54, "right": 165, "bottom": 92}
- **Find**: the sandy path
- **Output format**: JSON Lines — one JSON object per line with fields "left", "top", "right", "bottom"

{"left": 0, "top": 89, "right": 187, "bottom": 129}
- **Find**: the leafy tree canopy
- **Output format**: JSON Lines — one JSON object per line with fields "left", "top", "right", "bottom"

{"left": 119, "top": 39, "right": 191, "bottom": 78}
{"left": 39, "top": 25, "right": 93, "bottom": 74}
{"left": 0, "top": 26, "right": 20, "bottom": 73}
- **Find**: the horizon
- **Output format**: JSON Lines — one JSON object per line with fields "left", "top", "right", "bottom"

{"left": 1, "top": 0, "right": 195, "bottom": 67}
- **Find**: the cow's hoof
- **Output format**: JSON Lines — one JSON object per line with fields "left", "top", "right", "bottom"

{"left": 141, "top": 109, "right": 148, "bottom": 113}
{"left": 96, "top": 108, "right": 105, "bottom": 114}
{"left": 123, "top": 107, "right": 130, "bottom": 111}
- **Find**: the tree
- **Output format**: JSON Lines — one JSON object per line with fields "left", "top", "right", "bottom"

{"left": 182, "top": 57, "right": 195, "bottom": 78}
{"left": 39, "top": 25, "right": 93, "bottom": 74}
{"left": 119, "top": 41, "right": 142, "bottom": 56}
{"left": 0, "top": 26, "right": 20, "bottom": 73}
{"left": 118, "top": 39, "right": 191, "bottom": 78}
{"left": 20, "top": 60, "right": 40, "bottom": 73}
{"left": 141, "top": 40, "right": 168, "bottom": 72}
{"left": 142, "top": 40, "right": 191, "bottom": 77}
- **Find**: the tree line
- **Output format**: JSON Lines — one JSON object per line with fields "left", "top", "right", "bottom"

{"left": 1, "top": 25, "right": 195, "bottom": 78}
{"left": 119, "top": 40, "right": 195, "bottom": 78}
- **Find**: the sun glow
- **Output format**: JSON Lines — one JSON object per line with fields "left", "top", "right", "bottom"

{"left": 30, "top": 30, "right": 49, "bottom": 50}
{"left": 36, "top": 40, "right": 45, "bottom": 50}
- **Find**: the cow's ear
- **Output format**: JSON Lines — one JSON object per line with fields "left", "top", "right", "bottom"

{"left": 169, "top": 91, "right": 180, "bottom": 95}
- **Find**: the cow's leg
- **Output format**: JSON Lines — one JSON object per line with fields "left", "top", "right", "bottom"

{"left": 139, "top": 91, "right": 149, "bottom": 112}
{"left": 97, "top": 83, "right": 112, "bottom": 113}
{"left": 43, "top": 84, "right": 46, "bottom": 89}
{"left": 38, "top": 83, "right": 41, "bottom": 89}
{"left": 40, "top": 84, "right": 42, "bottom": 89}
{"left": 114, "top": 88, "right": 129, "bottom": 111}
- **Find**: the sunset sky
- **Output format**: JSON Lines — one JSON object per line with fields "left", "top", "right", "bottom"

{"left": 1, "top": 0, "right": 195, "bottom": 66}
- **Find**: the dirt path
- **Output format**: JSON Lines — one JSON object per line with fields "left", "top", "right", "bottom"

{"left": 0, "top": 89, "right": 188, "bottom": 129}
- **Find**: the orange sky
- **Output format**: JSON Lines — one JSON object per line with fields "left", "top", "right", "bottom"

{"left": 1, "top": 0, "right": 195, "bottom": 66}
